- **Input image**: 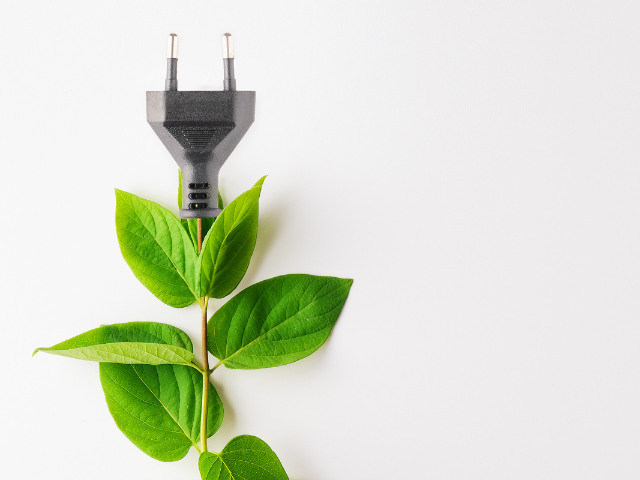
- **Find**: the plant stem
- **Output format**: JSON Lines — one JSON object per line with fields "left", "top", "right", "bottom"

{"left": 201, "top": 297, "right": 210, "bottom": 453}
{"left": 197, "top": 218, "right": 210, "bottom": 453}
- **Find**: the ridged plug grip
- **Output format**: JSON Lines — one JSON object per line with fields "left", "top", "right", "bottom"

{"left": 146, "top": 90, "right": 256, "bottom": 218}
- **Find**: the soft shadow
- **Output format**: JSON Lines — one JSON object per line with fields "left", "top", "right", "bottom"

{"left": 255, "top": 206, "right": 283, "bottom": 260}
{"left": 209, "top": 374, "right": 236, "bottom": 438}
{"left": 276, "top": 336, "right": 332, "bottom": 378}
{"left": 241, "top": 198, "right": 288, "bottom": 286}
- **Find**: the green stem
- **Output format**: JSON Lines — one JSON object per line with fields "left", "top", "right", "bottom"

{"left": 189, "top": 362, "right": 206, "bottom": 375}
{"left": 197, "top": 218, "right": 210, "bottom": 453}
{"left": 201, "top": 297, "right": 210, "bottom": 452}
{"left": 211, "top": 360, "right": 223, "bottom": 372}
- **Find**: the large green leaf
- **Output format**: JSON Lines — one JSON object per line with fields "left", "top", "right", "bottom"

{"left": 196, "top": 177, "right": 266, "bottom": 299}
{"left": 208, "top": 274, "right": 353, "bottom": 369}
{"left": 179, "top": 170, "right": 223, "bottom": 246}
{"left": 199, "top": 436, "right": 288, "bottom": 480}
{"left": 116, "top": 189, "right": 199, "bottom": 308}
{"left": 98, "top": 323, "right": 224, "bottom": 462}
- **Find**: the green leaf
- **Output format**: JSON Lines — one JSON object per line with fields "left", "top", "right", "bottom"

{"left": 199, "top": 436, "right": 288, "bottom": 480}
{"left": 196, "top": 177, "right": 266, "bottom": 299}
{"left": 34, "top": 341, "right": 194, "bottom": 366}
{"left": 34, "top": 323, "right": 195, "bottom": 366}
{"left": 179, "top": 170, "right": 224, "bottom": 246}
{"left": 208, "top": 274, "right": 353, "bottom": 369}
{"left": 98, "top": 322, "right": 224, "bottom": 462}
{"left": 116, "top": 189, "right": 199, "bottom": 308}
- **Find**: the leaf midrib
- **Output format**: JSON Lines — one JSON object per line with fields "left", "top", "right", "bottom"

{"left": 103, "top": 367, "right": 187, "bottom": 439}
{"left": 218, "top": 456, "right": 238, "bottom": 480}
{"left": 131, "top": 366, "right": 201, "bottom": 452}
{"left": 220, "top": 451, "right": 281, "bottom": 480}
{"left": 206, "top": 189, "right": 257, "bottom": 296}
{"left": 64, "top": 343, "right": 192, "bottom": 364}
{"left": 220, "top": 280, "right": 345, "bottom": 364}
{"left": 119, "top": 235, "right": 193, "bottom": 286}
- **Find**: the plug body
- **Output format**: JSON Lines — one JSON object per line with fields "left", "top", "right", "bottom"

{"left": 146, "top": 33, "right": 255, "bottom": 219}
{"left": 146, "top": 91, "right": 255, "bottom": 218}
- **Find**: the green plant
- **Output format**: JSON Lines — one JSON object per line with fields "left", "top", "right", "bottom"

{"left": 34, "top": 174, "right": 352, "bottom": 479}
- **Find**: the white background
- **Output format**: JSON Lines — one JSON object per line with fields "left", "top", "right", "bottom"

{"left": 1, "top": 1, "right": 639, "bottom": 479}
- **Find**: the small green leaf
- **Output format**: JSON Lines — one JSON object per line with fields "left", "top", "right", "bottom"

{"left": 98, "top": 323, "right": 224, "bottom": 462}
{"left": 34, "top": 323, "right": 196, "bottom": 366}
{"left": 179, "top": 170, "right": 224, "bottom": 246}
{"left": 208, "top": 274, "right": 353, "bottom": 369}
{"left": 199, "top": 436, "right": 288, "bottom": 480}
{"left": 197, "top": 176, "right": 266, "bottom": 299}
{"left": 116, "top": 189, "right": 199, "bottom": 308}
{"left": 34, "top": 341, "right": 194, "bottom": 366}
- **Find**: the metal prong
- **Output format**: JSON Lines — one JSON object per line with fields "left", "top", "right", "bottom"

{"left": 165, "top": 34, "right": 178, "bottom": 91}
{"left": 222, "top": 33, "right": 234, "bottom": 59}
{"left": 222, "top": 33, "right": 236, "bottom": 91}
{"left": 167, "top": 33, "right": 179, "bottom": 59}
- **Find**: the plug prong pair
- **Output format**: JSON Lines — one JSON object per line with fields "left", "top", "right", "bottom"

{"left": 163, "top": 33, "right": 237, "bottom": 92}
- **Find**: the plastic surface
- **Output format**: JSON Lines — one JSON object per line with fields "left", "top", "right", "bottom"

{"left": 146, "top": 90, "right": 255, "bottom": 218}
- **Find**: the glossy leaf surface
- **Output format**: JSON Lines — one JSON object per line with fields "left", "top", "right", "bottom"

{"left": 208, "top": 274, "right": 352, "bottom": 369}
{"left": 116, "top": 189, "right": 198, "bottom": 307}
{"left": 199, "top": 435, "right": 288, "bottom": 480}
{"left": 34, "top": 323, "right": 195, "bottom": 366}
{"left": 97, "top": 323, "right": 224, "bottom": 461}
{"left": 196, "top": 177, "right": 266, "bottom": 299}
{"left": 34, "top": 341, "right": 194, "bottom": 365}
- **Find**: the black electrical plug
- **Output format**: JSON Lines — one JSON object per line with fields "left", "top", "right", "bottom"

{"left": 146, "top": 33, "right": 256, "bottom": 219}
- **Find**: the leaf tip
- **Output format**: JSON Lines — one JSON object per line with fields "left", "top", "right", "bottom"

{"left": 32, "top": 348, "right": 41, "bottom": 357}
{"left": 114, "top": 188, "right": 129, "bottom": 204}
{"left": 254, "top": 175, "right": 268, "bottom": 189}
{"left": 114, "top": 188, "right": 137, "bottom": 202}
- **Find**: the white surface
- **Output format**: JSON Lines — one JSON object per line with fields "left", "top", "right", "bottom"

{"left": 1, "top": 1, "right": 640, "bottom": 479}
